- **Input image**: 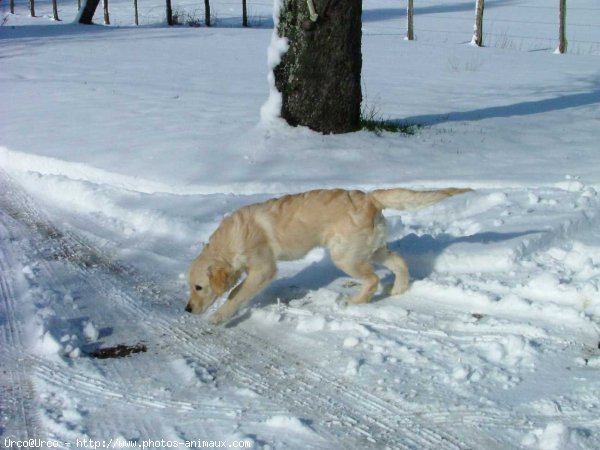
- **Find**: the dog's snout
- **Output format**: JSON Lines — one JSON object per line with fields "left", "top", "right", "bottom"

{"left": 185, "top": 304, "right": 192, "bottom": 313}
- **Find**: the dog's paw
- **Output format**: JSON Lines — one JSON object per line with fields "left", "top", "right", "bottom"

{"left": 208, "top": 312, "right": 224, "bottom": 326}
{"left": 390, "top": 283, "right": 409, "bottom": 296}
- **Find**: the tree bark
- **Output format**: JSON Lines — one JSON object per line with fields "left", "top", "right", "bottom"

{"left": 79, "top": 0, "right": 100, "bottom": 24}
{"left": 274, "top": 0, "right": 362, "bottom": 134}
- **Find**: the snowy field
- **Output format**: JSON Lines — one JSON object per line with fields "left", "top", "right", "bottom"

{"left": 2, "top": 0, "right": 600, "bottom": 449}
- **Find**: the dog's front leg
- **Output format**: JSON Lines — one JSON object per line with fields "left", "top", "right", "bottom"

{"left": 209, "top": 265, "right": 277, "bottom": 325}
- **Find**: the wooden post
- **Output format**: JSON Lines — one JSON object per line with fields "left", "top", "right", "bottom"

{"left": 472, "top": 0, "right": 484, "bottom": 47}
{"left": 242, "top": 0, "right": 248, "bottom": 27}
{"left": 406, "top": 0, "right": 414, "bottom": 41}
{"left": 134, "top": 0, "right": 139, "bottom": 25}
{"left": 103, "top": 0, "right": 110, "bottom": 24}
{"left": 52, "top": 0, "right": 60, "bottom": 20}
{"left": 558, "top": 0, "right": 567, "bottom": 53}
{"left": 29, "top": 0, "right": 35, "bottom": 17}
{"left": 10, "top": 0, "right": 15, "bottom": 14}
{"left": 166, "top": 0, "right": 173, "bottom": 25}
{"left": 204, "top": 0, "right": 211, "bottom": 26}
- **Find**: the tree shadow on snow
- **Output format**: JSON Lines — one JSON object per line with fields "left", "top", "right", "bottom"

{"left": 401, "top": 87, "right": 600, "bottom": 125}
{"left": 0, "top": 23, "right": 120, "bottom": 41}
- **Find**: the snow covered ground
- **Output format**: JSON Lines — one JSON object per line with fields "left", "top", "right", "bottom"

{"left": 2, "top": 0, "right": 600, "bottom": 449}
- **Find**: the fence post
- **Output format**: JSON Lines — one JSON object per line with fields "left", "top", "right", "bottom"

{"left": 406, "top": 0, "right": 414, "bottom": 40}
{"left": 242, "top": 0, "right": 248, "bottom": 27}
{"left": 472, "top": 0, "right": 484, "bottom": 47}
{"left": 134, "top": 0, "right": 139, "bottom": 25}
{"left": 166, "top": 0, "right": 173, "bottom": 25}
{"left": 52, "top": 0, "right": 60, "bottom": 20}
{"left": 205, "top": 0, "right": 211, "bottom": 26}
{"left": 103, "top": 0, "right": 110, "bottom": 24}
{"left": 29, "top": 0, "right": 35, "bottom": 17}
{"left": 558, "top": 0, "right": 567, "bottom": 53}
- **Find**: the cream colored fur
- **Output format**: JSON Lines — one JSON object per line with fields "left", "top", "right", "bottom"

{"left": 186, "top": 187, "right": 471, "bottom": 325}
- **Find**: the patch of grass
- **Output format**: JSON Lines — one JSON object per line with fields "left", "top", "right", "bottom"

{"left": 360, "top": 106, "right": 422, "bottom": 136}
{"left": 171, "top": 8, "right": 206, "bottom": 27}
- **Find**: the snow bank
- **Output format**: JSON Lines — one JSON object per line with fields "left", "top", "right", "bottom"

{"left": 0, "top": 146, "right": 181, "bottom": 195}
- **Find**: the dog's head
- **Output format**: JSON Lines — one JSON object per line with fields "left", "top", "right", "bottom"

{"left": 185, "top": 253, "right": 235, "bottom": 314}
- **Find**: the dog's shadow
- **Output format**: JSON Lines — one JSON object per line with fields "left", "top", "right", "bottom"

{"left": 389, "top": 230, "right": 545, "bottom": 281}
{"left": 228, "top": 229, "right": 545, "bottom": 325}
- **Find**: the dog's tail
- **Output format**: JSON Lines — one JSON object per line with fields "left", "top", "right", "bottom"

{"left": 369, "top": 187, "right": 472, "bottom": 211}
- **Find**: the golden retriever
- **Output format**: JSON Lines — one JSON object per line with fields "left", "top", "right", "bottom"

{"left": 185, "top": 187, "right": 471, "bottom": 325}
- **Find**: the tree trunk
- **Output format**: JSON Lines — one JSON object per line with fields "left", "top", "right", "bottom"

{"left": 472, "top": 0, "right": 484, "bottom": 47}
{"left": 79, "top": 0, "right": 100, "bottom": 23}
{"left": 274, "top": 0, "right": 362, "bottom": 134}
{"left": 242, "top": 0, "right": 248, "bottom": 27}
{"left": 204, "top": 0, "right": 211, "bottom": 26}
{"left": 166, "top": 0, "right": 173, "bottom": 25}
{"left": 558, "top": 0, "right": 567, "bottom": 54}
{"left": 29, "top": 0, "right": 35, "bottom": 17}
{"left": 10, "top": 0, "right": 15, "bottom": 14}
{"left": 406, "top": 0, "right": 414, "bottom": 41}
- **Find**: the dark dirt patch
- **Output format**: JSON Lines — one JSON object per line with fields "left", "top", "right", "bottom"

{"left": 87, "top": 343, "right": 147, "bottom": 359}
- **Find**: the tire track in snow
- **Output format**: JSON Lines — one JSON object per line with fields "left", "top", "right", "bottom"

{"left": 0, "top": 171, "right": 472, "bottom": 449}
{"left": 34, "top": 362, "right": 195, "bottom": 412}
{"left": 0, "top": 209, "right": 42, "bottom": 441}
{"left": 0, "top": 172, "right": 170, "bottom": 443}
{"left": 156, "top": 320, "right": 469, "bottom": 449}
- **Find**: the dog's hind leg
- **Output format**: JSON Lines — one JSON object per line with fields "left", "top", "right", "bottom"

{"left": 372, "top": 247, "right": 410, "bottom": 296}
{"left": 209, "top": 263, "right": 277, "bottom": 325}
{"left": 330, "top": 249, "right": 380, "bottom": 304}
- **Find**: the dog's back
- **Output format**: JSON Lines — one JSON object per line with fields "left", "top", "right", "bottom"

{"left": 245, "top": 189, "right": 379, "bottom": 260}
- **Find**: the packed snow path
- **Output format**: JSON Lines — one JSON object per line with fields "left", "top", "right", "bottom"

{"left": 0, "top": 172, "right": 470, "bottom": 448}
{"left": 2, "top": 168, "right": 600, "bottom": 449}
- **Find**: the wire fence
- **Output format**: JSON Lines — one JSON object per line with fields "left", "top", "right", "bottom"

{"left": 364, "top": 0, "right": 600, "bottom": 55}
{"left": 3, "top": 0, "right": 600, "bottom": 55}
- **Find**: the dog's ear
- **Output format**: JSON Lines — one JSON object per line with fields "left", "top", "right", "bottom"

{"left": 208, "top": 264, "right": 230, "bottom": 295}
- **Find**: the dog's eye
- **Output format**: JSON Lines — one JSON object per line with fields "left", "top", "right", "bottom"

{"left": 195, "top": 285, "right": 203, "bottom": 291}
